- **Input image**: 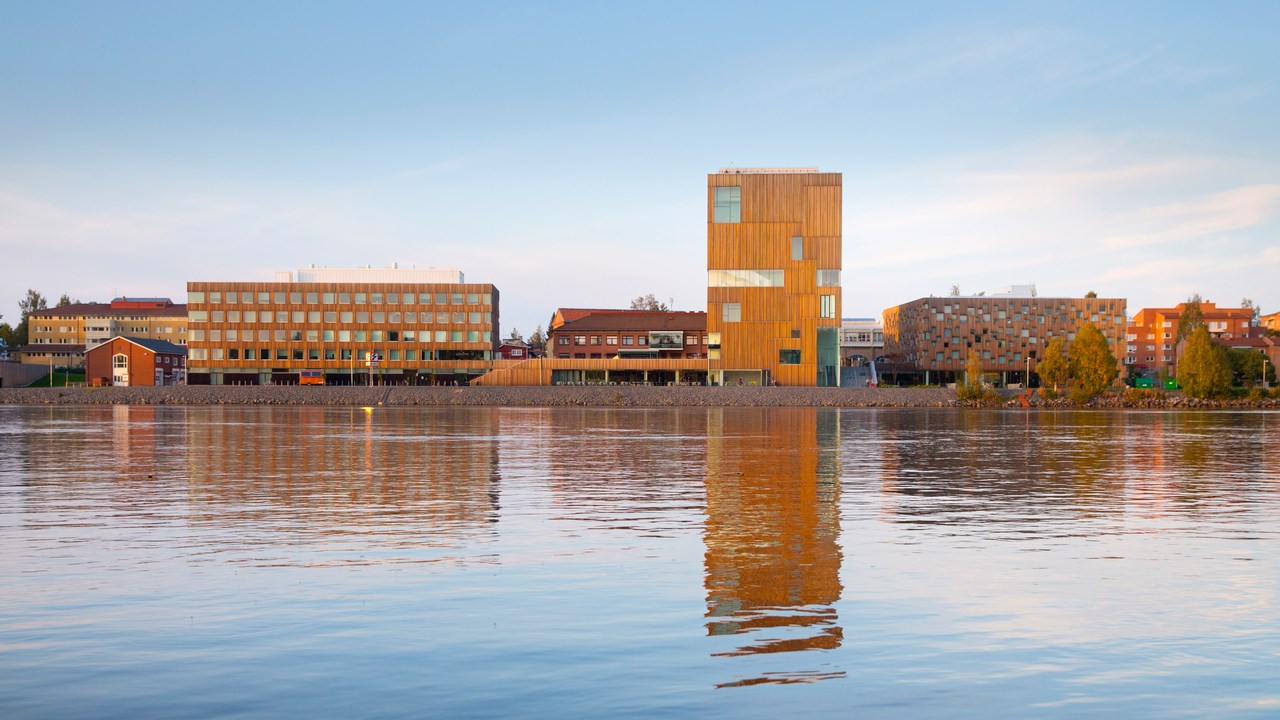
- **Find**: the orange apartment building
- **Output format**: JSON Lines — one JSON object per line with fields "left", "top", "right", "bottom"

{"left": 1126, "top": 300, "right": 1256, "bottom": 377}
{"left": 186, "top": 266, "right": 499, "bottom": 385}
{"left": 883, "top": 287, "right": 1127, "bottom": 386}
{"left": 707, "top": 168, "right": 842, "bottom": 386}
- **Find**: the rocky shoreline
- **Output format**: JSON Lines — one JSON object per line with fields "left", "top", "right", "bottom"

{"left": 2, "top": 385, "right": 1278, "bottom": 408}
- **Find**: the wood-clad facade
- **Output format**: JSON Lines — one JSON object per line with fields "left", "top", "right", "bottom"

{"left": 707, "top": 169, "right": 842, "bottom": 386}
{"left": 472, "top": 357, "right": 710, "bottom": 386}
{"left": 186, "top": 278, "right": 498, "bottom": 385}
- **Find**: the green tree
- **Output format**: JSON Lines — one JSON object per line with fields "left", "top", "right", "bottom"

{"left": 528, "top": 324, "right": 546, "bottom": 350}
{"left": 1176, "top": 293, "right": 1204, "bottom": 343}
{"left": 1226, "top": 347, "right": 1270, "bottom": 387}
{"left": 1179, "top": 326, "right": 1231, "bottom": 397}
{"left": 14, "top": 288, "right": 48, "bottom": 347}
{"left": 1037, "top": 337, "right": 1070, "bottom": 391}
{"left": 56, "top": 294, "right": 78, "bottom": 307}
{"left": 1069, "top": 323, "right": 1117, "bottom": 396}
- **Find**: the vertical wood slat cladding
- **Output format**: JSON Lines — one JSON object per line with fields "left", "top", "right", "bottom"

{"left": 708, "top": 171, "right": 842, "bottom": 386}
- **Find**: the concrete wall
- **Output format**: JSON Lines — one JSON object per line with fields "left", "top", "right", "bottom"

{"left": 0, "top": 361, "right": 51, "bottom": 388}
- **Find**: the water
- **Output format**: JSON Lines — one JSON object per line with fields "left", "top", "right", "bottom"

{"left": 2, "top": 405, "right": 1278, "bottom": 718}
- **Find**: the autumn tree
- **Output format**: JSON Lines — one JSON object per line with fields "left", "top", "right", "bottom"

{"left": 630, "top": 294, "right": 672, "bottom": 312}
{"left": 1037, "top": 337, "right": 1070, "bottom": 392}
{"left": 956, "top": 350, "right": 986, "bottom": 401}
{"left": 1085, "top": 290, "right": 1098, "bottom": 298}
{"left": 1226, "top": 347, "right": 1270, "bottom": 387}
{"left": 1069, "top": 323, "right": 1117, "bottom": 395}
{"left": 1179, "top": 326, "right": 1231, "bottom": 398}
{"left": 1176, "top": 293, "right": 1204, "bottom": 343}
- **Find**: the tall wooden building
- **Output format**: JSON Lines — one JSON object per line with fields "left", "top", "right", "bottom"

{"left": 707, "top": 168, "right": 842, "bottom": 386}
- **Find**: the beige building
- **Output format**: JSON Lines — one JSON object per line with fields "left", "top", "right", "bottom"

{"left": 22, "top": 297, "right": 187, "bottom": 368}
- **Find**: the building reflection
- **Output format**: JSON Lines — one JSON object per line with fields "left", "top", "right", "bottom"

{"left": 184, "top": 407, "right": 501, "bottom": 557}
{"left": 704, "top": 408, "right": 843, "bottom": 681}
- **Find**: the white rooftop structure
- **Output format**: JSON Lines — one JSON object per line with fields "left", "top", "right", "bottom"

{"left": 717, "top": 167, "right": 819, "bottom": 174}
{"left": 275, "top": 264, "right": 465, "bottom": 284}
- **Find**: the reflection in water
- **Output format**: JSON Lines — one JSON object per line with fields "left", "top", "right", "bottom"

{"left": 704, "top": 408, "right": 844, "bottom": 686}
{"left": 183, "top": 407, "right": 502, "bottom": 566}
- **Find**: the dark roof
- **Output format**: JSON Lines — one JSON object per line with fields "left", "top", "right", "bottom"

{"left": 115, "top": 337, "right": 188, "bottom": 355}
{"left": 18, "top": 344, "right": 86, "bottom": 353}
{"left": 30, "top": 303, "right": 187, "bottom": 318}
{"left": 554, "top": 309, "right": 707, "bottom": 333}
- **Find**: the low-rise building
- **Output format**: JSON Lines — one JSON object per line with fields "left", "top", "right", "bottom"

{"left": 15, "top": 344, "right": 87, "bottom": 369}
{"left": 883, "top": 287, "right": 1127, "bottom": 386}
{"left": 85, "top": 337, "right": 187, "bottom": 386}
{"left": 186, "top": 265, "right": 500, "bottom": 385}
{"left": 840, "top": 318, "right": 884, "bottom": 366}
{"left": 547, "top": 309, "right": 708, "bottom": 360}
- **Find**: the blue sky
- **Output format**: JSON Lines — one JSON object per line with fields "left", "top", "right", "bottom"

{"left": 3, "top": 1, "right": 1278, "bottom": 336}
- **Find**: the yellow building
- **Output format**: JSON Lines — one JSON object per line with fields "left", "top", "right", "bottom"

{"left": 21, "top": 297, "right": 187, "bottom": 368}
{"left": 707, "top": 168, "right": 842, "bottom": 386}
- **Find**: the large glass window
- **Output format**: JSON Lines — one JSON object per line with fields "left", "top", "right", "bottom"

{"left": 791, "top": 236, "right": 803, "bottom": 260}
{"left": 816, "top": 269, "right": 840, "bottom": 287}
{"left": 722, "top": 303, "right": 741, "bottom": 323}
{"left": 713, "top": 186, "right": 741, "bottom": 223}
{"left": 779, "top": 349, "right": 801, "bottom": 365}
{"left": 708, "top": 269, "right": 784, "bottom": 287}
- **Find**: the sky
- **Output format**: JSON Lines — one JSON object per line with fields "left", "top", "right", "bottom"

{"left": 2, "top": 1, "right": 1279, "bottom": 337}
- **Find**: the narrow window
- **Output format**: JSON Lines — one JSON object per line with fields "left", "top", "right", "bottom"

{"left": 791, "top": 236, "right": 803, "bottom": 261}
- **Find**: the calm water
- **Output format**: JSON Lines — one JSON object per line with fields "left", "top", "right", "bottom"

{"left": 2, "top": 405, "right": 1279, "bottom": 718}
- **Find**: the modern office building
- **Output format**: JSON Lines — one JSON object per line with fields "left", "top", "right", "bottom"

{"left": 22, "top": 297, "right": 187, "bottom": 368}
{"left": 186, "top": 266, "right": 499, "bottom": 385}
{"left": 1126, "top": 300, "right": 1256, "bottom": 377}
{"left": 883, "top": 286, "right": 1127, "bottom": 386}
{"left": 707, "top": 168, "right": 842, "bottom": 386}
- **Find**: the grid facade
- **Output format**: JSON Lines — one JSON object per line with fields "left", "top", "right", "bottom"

{"left": 883, "top": 296, "right": 1127, "bottom": 379}
{"left": 186, "top": 280, "right": 498, "bottom": 384}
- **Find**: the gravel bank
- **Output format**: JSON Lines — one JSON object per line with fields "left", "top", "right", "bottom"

{"left": 0, "top": 385, "right": 956, "bottom": 407}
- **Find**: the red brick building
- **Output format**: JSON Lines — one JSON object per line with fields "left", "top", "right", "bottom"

{"left": 86, "top": 337, "right": 188, "bottom": 387}
{"left": 547, "top": 309, "right": 708, "bottom": 360}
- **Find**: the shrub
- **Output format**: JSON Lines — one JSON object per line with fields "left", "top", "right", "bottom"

{"left": 1069, "top": 387, "right": 1094, "bottom": 405}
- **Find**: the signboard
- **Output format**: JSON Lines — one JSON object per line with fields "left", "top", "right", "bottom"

{"left": 365, "top": 352, "right": 381, "bottom": 367}
{"left": 648, "top": 331, "right": 684, "bottom": 350}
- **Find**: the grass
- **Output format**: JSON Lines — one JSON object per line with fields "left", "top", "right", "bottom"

{"left": 27, "top": 372, "right": 86, "bottom": 388}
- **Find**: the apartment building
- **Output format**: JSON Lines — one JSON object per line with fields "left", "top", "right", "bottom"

{"left": 883, "top": 287, "right": 1127, "bottom": 386}
{"left": 186, "top": 266, "right": 499, "bottom": 385}
{"left": 707, "top": 168, "right": 842, "bottom": 386}
{"left": 1126, "top": 301, "right": 1255, "bottom": 376}
{"left": 22, "top": 297, "right": 187, "bottom": 368}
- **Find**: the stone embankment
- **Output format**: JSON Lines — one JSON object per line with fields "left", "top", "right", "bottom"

{"left": 4, "top": 386, "right": 1278, "bottom": 409}
{"left": 0, "top": 385, "right": 955, "bottom": 407}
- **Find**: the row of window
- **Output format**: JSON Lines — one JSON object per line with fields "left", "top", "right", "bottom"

{"left": 559, "top": 334, "right": 706, "bottom": 346}
{"left": 189, "top": 291, "right": 491, "bottom": 306}
{"left": 191, "top": 329, "right": 493, "bottom": 344}
{"left": 189, "top": 348, "right": 490, "bottom": 362}
{"left": 719, "top": 297, "right": 836, "bottom": 321}
{"left": 189, "top": 310, "right": 493, "bottom": 324}
{"left": 706, "top": 269, "right": 842, "bottom": 288}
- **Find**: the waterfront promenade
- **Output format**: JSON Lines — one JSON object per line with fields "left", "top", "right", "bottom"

{"left": 2, "top": 385, "right": 1278, "bottom": 408}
